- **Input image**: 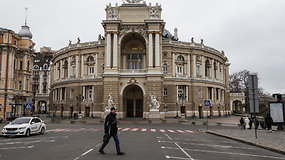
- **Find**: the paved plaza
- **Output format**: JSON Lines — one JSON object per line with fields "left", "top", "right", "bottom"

{"left": 1, "top": 117, "right": 285, "bottom": 160}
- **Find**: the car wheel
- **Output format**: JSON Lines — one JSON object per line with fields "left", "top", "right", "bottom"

{"left": 40, "top": 127, "right": 45, "bottom": 135}
{"left": 25, "top": 129, "right": 31, "bottom": 137}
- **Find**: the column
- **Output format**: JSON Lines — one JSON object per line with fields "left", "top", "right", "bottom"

{"left": 95, "top": 54, "right": 98, "bottom": 76}
{"left": 191, "top": 54, "right": 196, "bottom": 78}
{"left": 113, "top": 33, "right": 118, "bottom": 68}
{"left": 61, "top": 60, "right": 64, "bottom": 79}
{"left": 68, "top": 57, "right": 71, "bottom": 78}
{"left": 76, "top": 56, "right": 79, "bottom": 78}
{"left": 81, "top": 55, "right": 84, "bottom": 77}
{"left": 186, "top": 86, "right": 189, "bottom": 102}
{"left": 39, "top": 72, "right": 43, "bottom": 94}
{"left": 172, "top": 53, "right": 175, "bottom": 77}
{"left": 82, "top": 86, "right": 86, "bottom": 99}
{"left": 106, "top": 33, "right": 111, "bottom": 68}
{"left": 148, "top": 33, "right": 153, "bottom": 67}
{"left": 201, "top": 56, "right": 205, "bottom": 78}
{"left": 211, "top": 59, "right": 215, "bottom": 79}
{"left": 123, "top": 55, "right": 126, "bottom": 69}
{"left": 187, "top": 55, "right": 190, "bottom": 77}
{"left": 155, "top": 33, "right": 160, "bottom": 67}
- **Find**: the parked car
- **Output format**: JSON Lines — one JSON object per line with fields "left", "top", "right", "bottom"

{"left": 1, "top": 117, "right": 46, "bottom": 137}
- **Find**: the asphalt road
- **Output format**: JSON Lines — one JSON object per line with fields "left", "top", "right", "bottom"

{"left": 1, "top": 123, "right": 285, "bottom": 160}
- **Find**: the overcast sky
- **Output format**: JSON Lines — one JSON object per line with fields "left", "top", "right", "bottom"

{"left": 1, "top": 0, "right": 284, "bottom": 94}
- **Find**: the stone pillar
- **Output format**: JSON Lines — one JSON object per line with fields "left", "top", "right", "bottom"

{"left": 39, "top": 72, "right": 43, "bottom": 94}
{"left": 106, "top": 33, "right": 111, "bottom": 68}
{"left": 113, "top": 33, "right": 118, "bottom": 68}
{"left": 187, "top": 55, "right": 190, "bottom": 77}
{"left": 68, "top": 57, "right": 71, "bottom": 78}
{"left": 148, "top": 33, "right": 153, "bottom": 67}
{"left": 155, "top": 33, "right": 160, "bottom": 67}
{"left": 172, "top": 53, "right": 176, "bottom": 77}
{"left": 95, "top": 54, "right": 98, "bottom": 76}
{"left": 191, "top": 54, "right": 196, "bottom": 78}
{"left": 201, "top": 56, "right": 205, "bottom": 78}
{"left": 81, "top": 55, "right": 84, "bottom": 77}
{"left": 123, "top": 55, "right": 126, "bottom": 69}
{"left": 76, "top": 56, "right": 79, "bottom": 78}
{"left": 211, "top": 59, "right": 215, "bottom": 79}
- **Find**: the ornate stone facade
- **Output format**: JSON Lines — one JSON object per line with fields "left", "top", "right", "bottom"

{"left": 0, "top": 27, "right": 35, "bottom": 120}
{"left": 50, "top": 1, "right": 230, "bottom": 119}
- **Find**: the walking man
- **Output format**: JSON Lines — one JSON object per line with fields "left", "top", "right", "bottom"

{"left": 265, "top": 113, "right": 273, "bottom": 133}
{"left": 99, "top": 107, "right": 125, "bottom": 155}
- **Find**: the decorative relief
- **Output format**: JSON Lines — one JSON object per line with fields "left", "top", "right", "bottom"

{"left": 107, "top": 7, "right": 118, "bottom": 20}
{"left": 119, "top": 25, "right": 147, "bottom": 37}
{"left": 149, "top": 8, "right": 159, "bottom": 19}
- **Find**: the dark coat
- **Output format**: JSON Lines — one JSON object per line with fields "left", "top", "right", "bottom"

{"left": 104, "top": 112, "right": 118, "bottom": 136}
{"left": 265, "top": 115, "right": 273, "bottom": 126}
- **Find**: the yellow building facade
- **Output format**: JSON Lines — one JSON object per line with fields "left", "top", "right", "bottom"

{"left": 50, "top": 1, "right": 230, "bottom": 119}
{"left": 0, "top": 26, "right": 35, "bottom": 120}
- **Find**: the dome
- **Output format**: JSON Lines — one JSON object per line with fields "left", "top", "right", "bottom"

{"left": 18, "top": 25, "right": 33, "bottom": 39}
{"left": 162, "top": 29, "right": 172, "bottom": 40}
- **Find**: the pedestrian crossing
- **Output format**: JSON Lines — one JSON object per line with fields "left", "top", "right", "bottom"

{"left": 46, "top": 128, "right": 199, "bottom": 134}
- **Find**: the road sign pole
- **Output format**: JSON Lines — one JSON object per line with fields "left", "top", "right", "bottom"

{"left": 207, "top": 106, "right": 209, "bottom": 130}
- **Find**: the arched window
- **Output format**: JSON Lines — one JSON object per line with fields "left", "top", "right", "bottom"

{"left": 176, "top": 55, "right": 184, "bottom": 75}
{"left": 43, "top": 64, "right": 48, "bottom": 70}
{"left": 87, "top": 56, "right": 94, "bottom": 62}
{"left": 33, "top": 65, "right": 39, "bottom": 70}
{"left": 163, "top": 63, "right": 168, "bottom": 74}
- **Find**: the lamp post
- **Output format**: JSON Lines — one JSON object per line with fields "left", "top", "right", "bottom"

{"left": 91, "top": 101, "right": 94, "bottom": 118}
{"left": 76, "top": 95, "right": 84, "bottom": 119}
{"left": 218, "top": 103, "right": 221, "bottom": 117}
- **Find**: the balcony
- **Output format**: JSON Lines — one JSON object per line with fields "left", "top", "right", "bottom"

{"left": 176, "top": 74, "right": 188, "bottom": 79}
{"left": 120, "top": 69, "right": 147, "bottom": 74}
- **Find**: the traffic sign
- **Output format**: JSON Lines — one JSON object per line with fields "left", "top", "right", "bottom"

{"left": 204, "top": 100, "right": 211, "bottom": 106}
{"left": 25, "top": 103, "right": 32, "bottom": 109}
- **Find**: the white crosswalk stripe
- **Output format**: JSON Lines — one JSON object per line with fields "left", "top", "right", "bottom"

{"left": 141, "top": 129, "right": 147, "bottom": 132}
{"left": 131, "top": 128, "right": 138, "bottom": 131}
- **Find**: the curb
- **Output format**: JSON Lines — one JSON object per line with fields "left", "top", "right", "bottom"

{"left": 206, "top": 130, "right": 285, "bottom": 156}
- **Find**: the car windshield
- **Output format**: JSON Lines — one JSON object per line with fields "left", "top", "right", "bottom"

{"left": 11, "top": 118, "right": 31, "bottom": 124}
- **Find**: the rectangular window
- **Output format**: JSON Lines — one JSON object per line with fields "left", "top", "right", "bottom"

{"left": 177, "top": 86, "right": 185, "bottom": 99}
{"left": 177, "top": 66, "right": 182, "bottom": 74}
{"left": 207, "top": 87, "right": 212, "bottom": 100}
{"left": 89, "top": 87, "right": 93, "bottom": 99}
{"left": 26, "top": 79, "right": 29, "bottom": 90}
{"left": 196, "top": 65, "right": 200, "bottom": 76}
{"left": 19, "top": 81, "right": 22, "bottom": 90}
{"left": 198, "top": 89, "right": 202, "bottom": 99}
{"left": 56, "top": 89, "right": 59, "bottom": 101}
{"left": 62, "top": 88, "right": 65, "bottom": 100}
{"left": 163, "top": 88, "right": 168, "bottom": 96}
{"left": 72, "top": 66, "right": 76, "bottom": 76}
{"left": 20, "top": 61, "right": 23, "bottom": 70}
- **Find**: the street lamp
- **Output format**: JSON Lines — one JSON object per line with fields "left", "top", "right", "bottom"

{"left": 218, "top": 103, "right": 221, "bottom": 117}
{"left": 76, "top": 95, "right": 84, "bottom": 118}
{"left": 91, "top": 101, "right": 94, "bottom": 118}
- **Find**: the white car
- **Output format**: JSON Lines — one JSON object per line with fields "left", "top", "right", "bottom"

{"left": 1, "top": 117, "right": 46, "bottom": 137}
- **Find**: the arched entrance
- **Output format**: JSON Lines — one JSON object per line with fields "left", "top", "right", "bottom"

{"left": 123, "top": 85, "right": 143, "bottom": 117}
{"left": 233, "top": 100, "right": 243, "bottom": 114}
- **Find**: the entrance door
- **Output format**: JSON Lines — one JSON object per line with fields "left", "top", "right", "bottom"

{"left": 127, "top": 99, "right": 134, "bottom": 117}
{"left": 198, "top": 106, "right": 202, "bottom": 119}
{"left": 123, "top": 85, "right": 144, "bottom": 118}
{"left": 85, "top": 107, "right": 90, "bottom": 117}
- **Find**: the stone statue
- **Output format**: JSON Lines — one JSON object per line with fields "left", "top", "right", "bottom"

{"left": 69, "top": 40, "right": 72, "bottom": 46}
{"left": 201, "top": 39, "right": 204, "bottom": 44}
{"left": 98, "top": 34, "right": 102, "bottom": 41}
{"left": 77, "top": 37, "right": 80, "bottom": 44}
{"left": 149, "top": 8, "right": 159, "bottom": 19}
{"left": 108, "top": 8, "right": 118, "bottom": 20}
{"left": 149, "top": 94, "right": 160, "bottom": 111}
{"left": 191, "top": 37, "right": 194, "bottom": 43}
{"left": 105, "top": 94, "right": 116, "bottom": 112}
